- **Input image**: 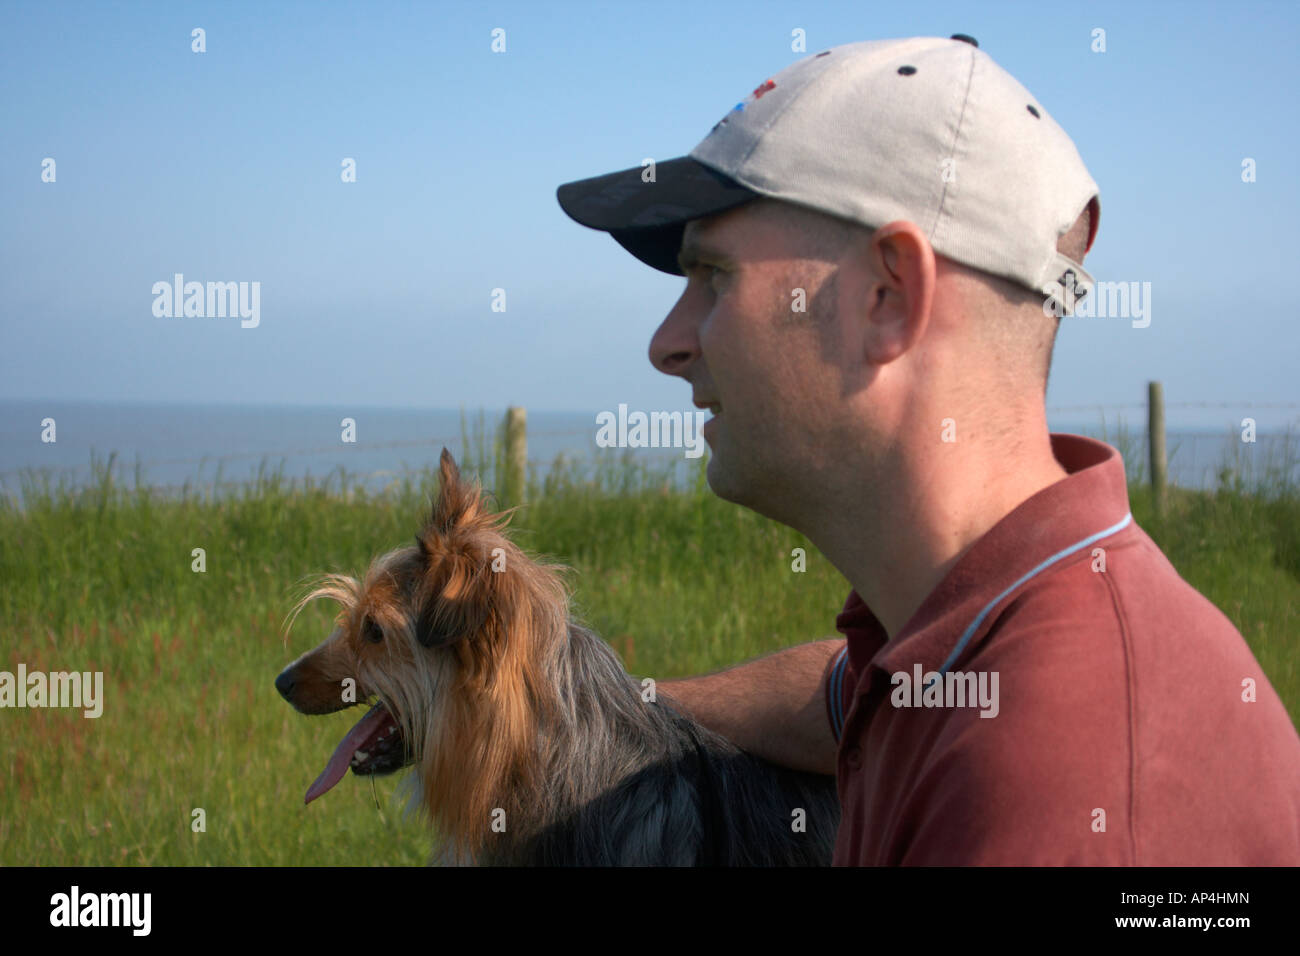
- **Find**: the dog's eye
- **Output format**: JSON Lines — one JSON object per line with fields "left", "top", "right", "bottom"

{"left": 362, "top": 617, "right": 384, "bottom": 644}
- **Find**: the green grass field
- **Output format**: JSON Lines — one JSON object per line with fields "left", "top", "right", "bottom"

{"left": 2, "top": 434, "right": 1297, "bottom": 865}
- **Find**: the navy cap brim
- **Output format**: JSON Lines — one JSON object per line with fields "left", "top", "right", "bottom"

{"left": 556, "top": 156, "right": 759, "bottom": 275}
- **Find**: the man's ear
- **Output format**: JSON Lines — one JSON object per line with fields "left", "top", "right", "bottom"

{"left": 429, "top": 448, "right": 482, "bottom": 533}
{"left": 863, "top": 220, "right": 935, "bottom": 365}
{"left": 415, "top": 551, "right": 491, "bottom": 648}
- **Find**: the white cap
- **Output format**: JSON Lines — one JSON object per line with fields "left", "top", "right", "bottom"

{"left": 558, "top": 34, "right": 1100, "bottom": 312}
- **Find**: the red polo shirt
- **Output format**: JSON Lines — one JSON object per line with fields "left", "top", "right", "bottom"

{"left": 825, "top": 433, "right": 1300, "bottom": 865}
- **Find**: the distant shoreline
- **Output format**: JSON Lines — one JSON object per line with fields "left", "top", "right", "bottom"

{"left": 2, "top": 399, "right": 1296, "bottom": 501}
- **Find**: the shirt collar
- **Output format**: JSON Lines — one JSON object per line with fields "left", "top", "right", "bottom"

{"left": 835, "top": 433, "right": 1134, "bottom": 680}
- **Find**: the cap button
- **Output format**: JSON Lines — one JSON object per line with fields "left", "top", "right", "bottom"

{"left": 950, "top": 33, "right": 979, "bottom": 47}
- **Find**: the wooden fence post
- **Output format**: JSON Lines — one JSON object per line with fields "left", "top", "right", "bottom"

{"left": 1148, "top": 381, "right": 1167, "bottom": 519}
{"left": 504, "top": 406, "right": 527, "bottom": 507}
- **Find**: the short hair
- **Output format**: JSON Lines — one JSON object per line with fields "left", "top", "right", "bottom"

{"left": 961, "top": 199, "right": 1095, "bottom": 389}
{"left": 766, "top": 197, "right": 1096, "bottom": 390}
{"left": 764, "top": 199, "right": 858, "bottom": 263}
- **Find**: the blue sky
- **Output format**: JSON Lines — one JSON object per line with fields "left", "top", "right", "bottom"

{"left": 2, "top": 0, "right": 1297, "bottom": 430}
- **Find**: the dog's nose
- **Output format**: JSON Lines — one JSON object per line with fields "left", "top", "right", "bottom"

{"left": 275, "top": 668, "right": 296, "bottom": 702}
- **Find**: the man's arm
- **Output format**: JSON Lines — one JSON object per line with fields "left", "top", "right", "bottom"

{"left": 659, "top": 638, "right": 844, "bottom": 776}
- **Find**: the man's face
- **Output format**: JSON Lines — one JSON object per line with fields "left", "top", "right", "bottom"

{"left": 648, "top": 201, "right": 854, "bottom": 522}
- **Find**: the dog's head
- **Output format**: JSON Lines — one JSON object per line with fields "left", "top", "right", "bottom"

{"left": 275, "top": 448, "right": 558, "bottom": 805}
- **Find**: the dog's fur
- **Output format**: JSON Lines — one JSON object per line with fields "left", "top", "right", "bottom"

{"left": 276, "top": 449, "right": 839, "bottom": 865}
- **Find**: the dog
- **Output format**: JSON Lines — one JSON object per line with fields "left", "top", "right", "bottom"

{"left": 275, "top": 449, "right": 839, "bottom": 865}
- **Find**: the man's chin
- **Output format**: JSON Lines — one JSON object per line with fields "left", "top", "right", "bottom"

{"left": 705, "top": 454, "right": 731, "bottom": 500}
{"left": 706, "top": 447, "right": 799, "bottom": 528}
{"left": 705, "top": 449, "right": 751, "bottom": 508}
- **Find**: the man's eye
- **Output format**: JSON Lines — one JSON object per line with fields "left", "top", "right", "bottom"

{"left": 685, "top": 263, "right": 725, "bottom": 292}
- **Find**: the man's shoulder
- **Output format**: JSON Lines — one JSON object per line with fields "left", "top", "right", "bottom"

{"left": 911, "top": 523, "right": 1300, "bottom": 864}
{"left": 975, "top": 523, "right": 1287, "bottom": 735}
{"left": 993, "top": 520, "right": 1243, "bottom": 659}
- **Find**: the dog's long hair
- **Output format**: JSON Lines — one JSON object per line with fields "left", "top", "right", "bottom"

{"left": 276, "top": 449, "right": 839, "bottom": 865}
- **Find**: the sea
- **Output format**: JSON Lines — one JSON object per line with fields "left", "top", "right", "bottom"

{"left": 0, "top": 399, "right": 1295, "bottom": 507}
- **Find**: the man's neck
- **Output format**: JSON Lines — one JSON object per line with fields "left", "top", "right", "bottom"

{"left": 808, "top": 427, "right": 1068, "bottom": 639}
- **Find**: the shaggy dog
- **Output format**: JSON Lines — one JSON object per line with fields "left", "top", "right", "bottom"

{"left": 275, "top": 450, "right": 839, "bottom": 865}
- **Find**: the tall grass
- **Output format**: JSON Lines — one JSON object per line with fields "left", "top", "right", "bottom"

{"left": 1, "top": 421, "right": 1296, "bottom": 865}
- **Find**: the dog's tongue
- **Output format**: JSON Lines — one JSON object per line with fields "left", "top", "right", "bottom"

{"left": 304, "top": 704, "right": 390, "bottom": 805}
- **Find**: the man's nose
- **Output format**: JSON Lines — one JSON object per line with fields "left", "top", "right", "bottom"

{"left": 648, "top": 294, "right": 700, "bottom": 377}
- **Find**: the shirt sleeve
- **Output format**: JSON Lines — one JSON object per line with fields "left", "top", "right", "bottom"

{"left": 824, "top": 642, "right": 853, "bottom": 743}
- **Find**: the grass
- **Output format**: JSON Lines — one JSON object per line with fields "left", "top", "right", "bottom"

{"left": 1, "top": 423, "right": 1296, "bottom": 865}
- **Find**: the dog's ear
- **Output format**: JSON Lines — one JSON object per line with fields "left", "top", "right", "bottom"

{"left": 438, "top": 447, "right": 460, "bottom": 486}
{"left": 428, "top": 448, "right": 482, "bottom": 534}
{"left": 415, "top": 550, "right": 491, "bottom": 647}
{"left": 415, "top": 449, "right": 496, "bottom": 646}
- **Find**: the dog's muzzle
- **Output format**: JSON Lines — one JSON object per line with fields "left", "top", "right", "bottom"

{"left": 276, "top": 663, "right": 412, "bottom": 804}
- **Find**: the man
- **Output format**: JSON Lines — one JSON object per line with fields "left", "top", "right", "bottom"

{"left": 556, "top": 36, "right": 1300, "bottom": 864}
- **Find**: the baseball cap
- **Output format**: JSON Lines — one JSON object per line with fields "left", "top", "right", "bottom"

{"left": 556, "top": 34, "right": 1100, "bottom": 312}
